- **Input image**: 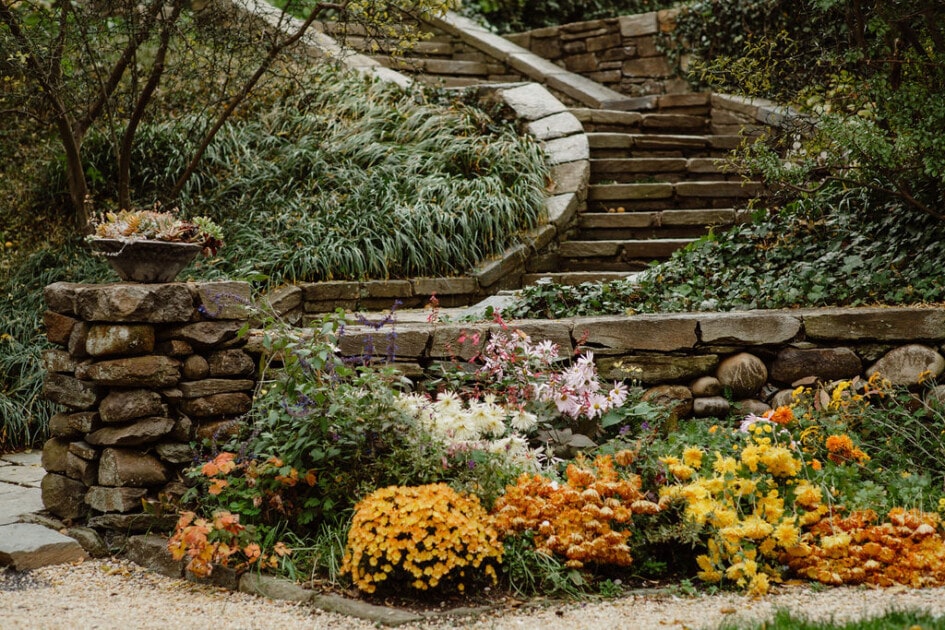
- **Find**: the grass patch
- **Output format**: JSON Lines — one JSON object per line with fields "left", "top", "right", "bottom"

{"left": 714, "top": 607, "right": 945, "bottom": 630}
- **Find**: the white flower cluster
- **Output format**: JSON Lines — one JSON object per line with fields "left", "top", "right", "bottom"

{"left": 394, "top": 392, "right": 542, "bottom": 470}
{"left": 536, "top": 353, "right": 629, "bottom": 421}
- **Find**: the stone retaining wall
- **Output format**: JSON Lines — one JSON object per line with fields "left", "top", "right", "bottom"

{"left": 504, "top": 11, "right": 688, "bottom": 98}
{"left": 247, "top": 305, "right": 945, "bottom": 420}
{"left": 40, "top": 281, "right": 255, "bottom": 528}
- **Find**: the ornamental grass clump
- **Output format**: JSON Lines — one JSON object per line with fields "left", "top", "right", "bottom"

{"left": 492, "top": 453, "right": 662, "bottom": 569}
{"left": 342, "top": 484, "right": 503, "bottom": 594}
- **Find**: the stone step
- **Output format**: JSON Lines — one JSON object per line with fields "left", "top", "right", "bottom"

{"left": 558, "top": 238, "right": 694, "bottom": 260}
{"left": 376, "top": 56, "right": 508, "bottom": 77}
{"left": 522, "top": 271, "right": 641, "bottom": 286}
{"left": 588, "top": 180, "right": 764, "bottom": 211}
{"left": 0, "top": 522, "right": 88, "bottom": 570}
{"left": 587, "top": 132, "right": 743, "bottom": 158}
{"left": 571, "top": 108, "right": 711, "bottom": 134}
{"left": 590, "top": 157, "right": 741, "bottom": 183}
{"left": 580, "top": 208, "right": 744, "bottom": 229}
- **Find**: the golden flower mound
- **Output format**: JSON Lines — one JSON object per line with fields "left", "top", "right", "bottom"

{"left": 785, "top": 508, "right": 945, "bottom": 587}
{"left": 342, "top": 484, "right": 503, "bottom": 594}
{"left": 491, "top": 453, "right": 662, "bottom": 569}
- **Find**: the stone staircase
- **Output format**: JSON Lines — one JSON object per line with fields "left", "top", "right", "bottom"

{"left": 314, "top": 12, "right": 776, "bottom": 287}
{"left": 559, "top": 101, "right": 761, "bottom": 276}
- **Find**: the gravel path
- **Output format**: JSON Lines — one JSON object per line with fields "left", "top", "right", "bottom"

{"left": 2, "top": 559, "right": 945, "bottom": 629}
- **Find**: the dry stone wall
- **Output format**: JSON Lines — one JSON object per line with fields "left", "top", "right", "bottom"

{"left": 41, "top": 281, "right": 255, "bottom": 529}
{"left": 246, "top": 305, "right": 945, "bottom": 422}
{"left": 504, "top": 11, "right": 689, "bottom": 98}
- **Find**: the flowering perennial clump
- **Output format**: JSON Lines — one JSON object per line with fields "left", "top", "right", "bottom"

{"left": 492, "top": 453, "right": 662, "bottom": 569}
{"left": 660, "top": 420, "right": 825, "bottom": 595}
{"left": 167, "top": 510, "right": 290, "bottom": 578}
{"left": 786, "top": 508, "right": 945, "bottom": 587}
{"left": 342, "top": 484, "right": 503, "bottom": 594}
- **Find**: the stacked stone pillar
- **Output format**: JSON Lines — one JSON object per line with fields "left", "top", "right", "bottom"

{"left": 41, "top": 281, "right": 254, "bottom": 528}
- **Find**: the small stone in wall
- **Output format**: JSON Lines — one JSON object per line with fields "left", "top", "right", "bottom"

{"left": 41, "top": 473, "right": 89, "bottom": 521}
{"left": 642, "top": 385, "right": 693, "bottom": 419}
{"left": 182, "top": 355, "right": 210, "bottom": 380}
{"left": 85, "top": 486, "right": 148, "bottom": 513}
{"left": 769, "top": 389, "right": 796, "bottom": 408}
{"left": 867, "top": 344, "right": 945, "bottom": 386}
{"left": 716, "top": 352, "right": 767, "bottom": 398}
{"left": 690, "top": 375, "right": 723, "bottom": 397}
{"left": 732, "top": 399, "right": 771, "bottom": 418}
{"left": 692, "top": 396, "right": 729, "bottom": 418}
{"left": 99, "top": 389, "right": 166, "bottom": 424}
{"left": 770, "top": 347, "right": 861, "bottom": 384}
{"left": 208, "top": 349, "right": 255, "bottom": 377}
{"left": 98, "top": 449, "right": 169, "bottom": 487}
{"left": 86, "top": 417, "right": 175, "bottom": 447}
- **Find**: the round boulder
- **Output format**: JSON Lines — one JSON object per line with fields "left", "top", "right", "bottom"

{"left": 690, "top": 376, "right": 723, "bottom": 397}
{"left": 867, "top": 344, "right": 945, "bottom": 386}
{"left": 716, "top": 352, "right": 768, "bottom": 398}
{"left": 692, "top": 396, "right": 730, "bottom": 418}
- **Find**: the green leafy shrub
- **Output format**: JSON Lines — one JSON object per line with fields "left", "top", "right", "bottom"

{"left": 462, "top": 0, "right": 676, "bottom": 33}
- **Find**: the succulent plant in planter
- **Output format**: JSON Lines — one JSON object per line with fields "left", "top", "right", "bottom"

{"left": 88, "top": 204, "right": 224, "bottom": 283}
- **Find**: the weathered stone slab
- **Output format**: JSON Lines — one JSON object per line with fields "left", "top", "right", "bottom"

{"left": 361, "top": 280, "right": 412, "bottom": 299}
{"left": 65, "top": 412, "right": 100, "bottom": 434}
{"left": 240, "top": 573, "right": 314, "bottom": 603}
{"left": 155, "top": 442, "right": 194, "bottom": 465}
{"left": 190, "top": 281, "right": 251, "bottom": 320}
{"left": 497, "top": 83, "right": 568, "bottom": 121}
{"left": 86, "top": 417, "right": 175, "bottom": 446}
{"left": 162, "top": 321, "right": 243, "bottom": 349}
{"left": 546, "top": 193, "right": 579, "bottom": 229}
{"left": 770, "top": 347, "right": 862, "bottom": 384}
{"left": 699, "top": 312, "right": 801, "bottom": 345}
{"left": 526, "top": 112, "right": 584, "bottom": 141}
{"left": 43, "top": 373, "right": 100, "bottom": 409}
{"left": 0, "top": 485, "right": 44, "bottom": 526}
{"left": 573, "top": 315, "right": 698, "bottom": 353}
{"left": 411, "top": 277, "right": 479, "bottom": 297}
{"left": 496, "top": 322, "right": 573, "bottom": 358}
{"left": 125, "top": 534, "right": 184, "bottom": 578}
{"left": 66, "top": 452, "right": 98, "bottom": 486}
{"left": 44, "top": 310, "right": 78, "bottom": 345}
{"left": 867, "top": 344, "right": 945, "bottom": 386}
{"left": 41, "top": 473, "right": 88, "bottom": 520}
{"left": 0, "top": 523, "right": 88, "bottom": 570}
{"left": 41, "top": 438, "right": 70, "bottom": 474}
{"left": 79, "top": 356, "right": 181, "bottom": 387}
{"left": 42, "top": 349, "right": 78, "bottom": 374}
{"left": 65, "top": 526, "right": 108, "bottom": 558}
{"left": 549, "top": 161, "right": 590, "bottom": 197}
{"left": 179, "top": 379, "right": 254, "bottom": 398}
{"left": 208, "top": 349, "right": 255, "bottom": 377}
{"left": 85, "top": 486, "right": 148, "bottom": 513}
{"left": 179, "top": 393, "right": 251, "bottom": 418}
{"left": 804, "top": 307, "right": 945, "bottom": 341}
{"left": 310, "top": 592, "right": 424, "bottom": 626}
{"left": 620, "top": 12, "right": 658, "bottom": 37}
{"left": 338, "top": 328, "right": 429, "bottom": 361}
{"left": 0, "top": 460, "right": 44, "bottom": 487}
{"left": 300, "top": 281, "right": 360, "bottom": 301}
{"left": 543, "top": 133, "right": 590, "bottom": 165}
{"left": 68, "top": 440, "right": 99, "bottom": 461}
{"left": 155, "top": 340, "right": 194, "bottom": 356}
{"left": 474, "top": 244, "right": 528, "bottom": 289}
{"left": 98, "top": 448, "right": 169, "bottom": 487}
{"left": 597, "top": 354, "right": 718, "bottom": 383}
{"left": 99, "top": 389, "right": 166, "bottom": 423}
{"left": 67, "top": 321, "right": 90, "bottom": 358}
{"left": 429, "top": 324, "right": 489, "bottom": 360}
{"left": 43, "top": 282, "right": 82, "bottom": 315}
{"left": 85, "top": 324, "right": 155, "bottom": 357}
{"left": 48, "top": 413, "right": 81, "bottom": 440}
{"left": 74, "top": 283, "right": 194, "bottom": 323}
{"left": 264, "top": 284, "right": 302, "bottom": 316}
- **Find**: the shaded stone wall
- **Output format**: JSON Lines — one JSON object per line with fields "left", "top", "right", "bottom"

{"left": 504, "top": 11, "right": 689, "bottom": 98}
{"left": 41, "top": 281, "right": 255, "bottom": 528}
{"left": 247, "top": 305, "right": 945, "bottom": 420}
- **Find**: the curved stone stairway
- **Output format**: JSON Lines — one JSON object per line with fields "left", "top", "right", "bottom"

{"left": 318, "top": 14, "right": 770, "bottom": 288}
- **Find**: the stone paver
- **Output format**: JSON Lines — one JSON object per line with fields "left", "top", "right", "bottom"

{"left": 0, "top": 451, "right": 90, "bottom": 569}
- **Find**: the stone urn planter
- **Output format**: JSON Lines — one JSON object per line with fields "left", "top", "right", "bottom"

{"left": 90, "top": 238, "right": 203, "bottom": 283}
